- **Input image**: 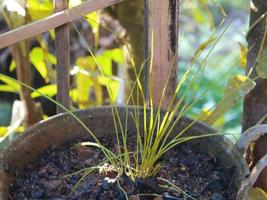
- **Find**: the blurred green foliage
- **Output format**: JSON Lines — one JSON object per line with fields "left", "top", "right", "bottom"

{"left": 179, "top": 0, "right": 249, "bottom": 137}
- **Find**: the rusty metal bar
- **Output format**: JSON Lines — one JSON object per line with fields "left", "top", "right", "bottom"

{"left": 145, "top": 0, "right": 179, "bottom": 109}
{"left": 0, "top": 0, "right": 123, "bottom": 49}
{"left": 54, "top": 0, "right": 70, "bottom": 113}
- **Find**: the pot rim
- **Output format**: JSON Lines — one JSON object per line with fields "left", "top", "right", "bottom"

{"left": 0, "top": 105, "right": 250, "bottom": 199}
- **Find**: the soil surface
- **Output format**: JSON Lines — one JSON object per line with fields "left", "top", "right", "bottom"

{"left": 9, "top": 139, "right": 237, "bottom": 200}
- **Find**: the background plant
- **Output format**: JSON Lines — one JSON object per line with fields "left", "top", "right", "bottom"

{"left": 0, "top": 0, "right": 250, "bottom": 146}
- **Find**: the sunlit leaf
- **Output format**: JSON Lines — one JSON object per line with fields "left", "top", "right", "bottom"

{"left": 9, "top": 60, "right": 16, "bottom": 72}
{"left": 31, "top": 84, "right": 57, "bottom": 98}
{"left": 69, "top": 0, "right": 82, "bottom": 8}
{"left": 0, "top": 127, "right": 7, "bottom": 137}
{"left": 199, "top": 108, "right": 212, "bottom": 122}
{"left": 70, "top": 89, "right": 78, "bottom": 103}
{"left": 238, "top": 42, "right": 248, "bottom": 68}
{"left": 248, "top": 188, "right": 267, "bottom": 200}
{"left": 98, "top": 76, "right": 120, "bottom": 103}
{"left": 226, "top": 75, "right": 256, "bottom": 95}
{"left": 48, "top": 53, "right": 57, "bottom": 65}
{"left": 27, "top": 0, "right": 53, "bottom": 21}
{"left": 0, "top": 85, "right": 19, "bottom": 93}
{"left": 204, "top": 75, "right": 255, "bottom": 125}
{"left": 30, "top": 47, "right": 44, "bottom": 63}
{"left": 191, "top": 7, "right": 206, "bottom": 24}
{"left": 199, "top": 108, "right": 224, "bottom": 128}
{"left": 76, "top": 74, "right": 93, "bottom": 108}
{"left": 103, "top": 48, "right": 124, "bottom": 64}
{"left": 76, "top": 56, "right": 95, "bottom": 71}
{"left": 96, "top": 55, "right": 112, "bottom": 75}
{"left": 85, "top": 11, "right": 100, "bottom": 34}
{"left": 194, "top": 37, "right": 217, "bottom": 57}
{"left": 29, "top": 47, "right": 49, "bottom": 82}
{"left": 108, "top": 80, "right": 120, "bottom": 103}
{"left": 0, "top": 75, "right": 20, "bottom": 91}
{"left": 92, "top": 80, "right": 103, "bottom": 105}
{"left": 85, "top": 11, "right": 100, "bottom": 46}
{"left": 256, "top": 48, "right": 267, "bottom": 79}
{"left": 49, "top": 30, "right": 55, "bottom": 40}
{"left": 76, "top": 56, "right": 97, "bottom": 108}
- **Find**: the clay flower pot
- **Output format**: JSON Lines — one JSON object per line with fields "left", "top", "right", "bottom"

{"left": 0, "top": 106, "right": 250, "bottom": 199}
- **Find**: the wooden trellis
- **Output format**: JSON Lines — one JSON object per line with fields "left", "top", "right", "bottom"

{"left": 0, "top": 0, "right": 179, "bottom": 112}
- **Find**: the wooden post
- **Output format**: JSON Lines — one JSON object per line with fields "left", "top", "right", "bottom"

{"left": 145, "top": 0, "right": 179, "bottom": 109}
{"left": 54, "top": 0, "right": 70, "bottom": 113}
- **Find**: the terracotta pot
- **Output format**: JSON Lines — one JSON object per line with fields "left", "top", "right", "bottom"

{"left": 0, "top": 106, "right": 250, "bottom": 199}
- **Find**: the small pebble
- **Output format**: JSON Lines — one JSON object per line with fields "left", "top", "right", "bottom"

{"left": 210, "top": 193, "right": 225, "bottom": 200}
{"left": 129, "top": 195, "right": 140, "bottom": 200}
{"left": 30, "top": 185, "right": 44, "bottom": 198}
{"left": 163, "top": 193, "right": 183, "bottom": 200}
{"left": 207, "top": 179, "right": 224, "bottom": 193}
{"left": 102, "top": 179, "right": 110, "bottom": 190}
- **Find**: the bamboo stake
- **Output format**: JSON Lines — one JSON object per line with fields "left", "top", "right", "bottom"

{"left": 54, "top": 0, "right": 70, "bottom": 113}
{"left": 0, "top": 0, "right": 123, "bottom": 49}
{"left": 145, "top": 0, "right": 179, "bottom": 109}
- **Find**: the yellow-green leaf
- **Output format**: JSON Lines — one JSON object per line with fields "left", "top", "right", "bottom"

{"left": 0, "top": 127, "right": 7, "bottom": 137}
{"left": 27, "top": 0, "right": 53, "bottom": 21}
{"left": 194, "top": 37, "right": 217, "bottom": 58}
{"left": 0, "top": 75, "right": 20, "bottom": 91}
{"left": 85, "top": 11, "right": 100, "bottom": 46}
{"left": 48, "top": 53, "right": 57, "bottom": 65}
{"left": 248, "top": 188, "right": 267, "bottom": 200}
{"left": 103, "top": 48, "right": 124, "bottom": 64}
{"left": 76, "top": 56, "right": 97, "bottom": 108}
{"left": 29, "top": 47, "right": 49, "bottom": 82}
{"left": 85, "top": 11, "right": 100, "bottom": 34}
{"left": 49, "top": 30, "right": 55, "bottom": 40}
{"left": 30, "top": 47, "right": 44, "bottom": 63}
{"left": 76, "top": 56, "right": 95, "bottom": 71}
{"left": 0, "top": 85, "right": 19, "bottom": 93}
{"left": 9, "top": 60, "right": 16, "bottom": 72}
{"left": 98, "top": 76, "right": 120, "bottom": 103}
{"left": 70, "top": 89, "right": 78, "bottom": 103}
{"left": 96, "top": 55, "right": 112, "bottom": 75}
{"left": 31, "top": 84, "right": 57, "bottom": 98}
{"left": 238, "top": 42, "right": 248, "bottom": 68}
{"left": 204, "top": 75, "right": 255, "bottom": 125}
{"left": 226, "top": 75, "right": 255, "bottom": 95}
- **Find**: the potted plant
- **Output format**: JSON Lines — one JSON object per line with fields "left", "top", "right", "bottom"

{"left": 0, "top": 66, "right": 255, "bottom": 199}
{"left": 0, "top": 3, "right": 264, "bottom": 198}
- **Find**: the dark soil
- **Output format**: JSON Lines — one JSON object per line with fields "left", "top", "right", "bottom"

{"left": 9, "top": 139, "right": 237, "bottom": 200}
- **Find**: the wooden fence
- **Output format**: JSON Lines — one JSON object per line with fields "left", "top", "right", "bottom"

{"left": 0, "top": 0, "right": 179, "bottom": 112}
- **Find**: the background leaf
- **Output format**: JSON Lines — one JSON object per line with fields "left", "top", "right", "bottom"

{"left": 31, "top": 84, "right": 57, "bottom": 98}
{"left": 27, "top": 0, "right": 53, "bottom": 21}
{"left": 248, "top": 188, "right": 267, "bottom": 200}
{"left": 0, "top": 75, "right": 20, "bottom": 91}
{"left": 203, "top": 75, "right": 255, "bottom": 125}
{"left": 29, "top": 47, "right": 49, "bottom": 82}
